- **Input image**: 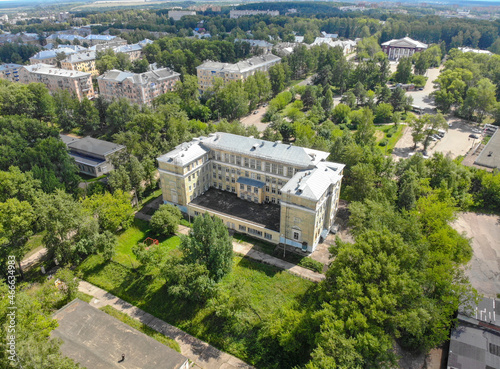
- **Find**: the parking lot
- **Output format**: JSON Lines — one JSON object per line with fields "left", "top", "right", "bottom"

{"left": 452, "top": 212, "right": 500, "bottom": 298}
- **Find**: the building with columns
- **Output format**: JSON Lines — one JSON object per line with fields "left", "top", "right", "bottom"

{"left": 381, "top": 37, "right": 428, "bottom": 60}
{"left": 157, "top": 133, "right": 344, "bottom": 253}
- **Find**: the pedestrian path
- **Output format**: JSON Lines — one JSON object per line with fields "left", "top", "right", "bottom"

{"left": 78, "top": 281, "right": 253, "bottom": 369}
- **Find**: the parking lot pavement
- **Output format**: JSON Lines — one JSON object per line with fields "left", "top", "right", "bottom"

{"left": 393, "top": 118, "right": 482, "bottom": 160}
{"left": 240, "top": 106, "right": 269, "bottom": 132}
{"left": 452, "top": 212, "right": 500, "bottom": 298}
{"left": 427, "top": 118, "right": 480, "bottom": 159}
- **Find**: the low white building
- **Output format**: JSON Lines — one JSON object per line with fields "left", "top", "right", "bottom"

{"left": 168, "top": 10, "right": 196, "bottom": 21}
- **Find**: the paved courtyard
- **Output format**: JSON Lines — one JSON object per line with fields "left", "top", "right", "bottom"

{"left": 452, "top": 212, "right": 500, "bottom": 298}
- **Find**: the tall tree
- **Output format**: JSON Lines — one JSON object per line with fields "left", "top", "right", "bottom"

{"left": 180, "top": 213, "right": 233, "bottom": 281}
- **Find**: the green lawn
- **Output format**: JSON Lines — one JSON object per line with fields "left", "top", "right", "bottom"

{"left": 99, "top": 305, "right": 181, "bottom": 353}
{"left": 77, "top": 254, "right": 313, "bottom": 366}
{"left": 375, "top": 124, "right": 405, "bottom": 154}
{"left": 114, "top": 218, "right": 181, "bottom": 268}
{"left": 140, "top": 188, "right": 162, "bottom": 207}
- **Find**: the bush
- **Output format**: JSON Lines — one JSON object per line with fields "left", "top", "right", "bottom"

{"left": 386, "top": 133, "right": 393, "bottom": 138}
{"left": 298, "top": 257, "right": 324, "bottom": 273}
{"left": 379, "top": 138, "right": 389, "bottom": 147}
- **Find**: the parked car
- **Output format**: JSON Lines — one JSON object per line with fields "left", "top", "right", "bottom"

{"left": 469, "top": 134, "right": 480, "bottom": 139}
{"left": 253, "top": 110, "right": 259, "bottom": 114}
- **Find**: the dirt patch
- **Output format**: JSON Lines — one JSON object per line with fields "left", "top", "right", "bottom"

{"left": 452, "top": 212, "right": 500, "bottom": 298}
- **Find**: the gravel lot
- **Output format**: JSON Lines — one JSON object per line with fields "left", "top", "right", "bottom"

{"left": 452, "top": 212, "right": 500, "bottom": 298}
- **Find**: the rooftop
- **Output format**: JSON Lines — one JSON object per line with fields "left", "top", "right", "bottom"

{"left": 0, "top": 63, "right": 22, "bottom": 71}
{"left": 281, "top": 161, "right": 344, "bottom": 201}
{"left": 63, "top": 51, "right": 96, "bottom": 63}
{"left": 475, "top": 130, "right": 500, "bottom": 169}
{"left": 52, "top": 299, "right": 188, "bottom": 369}
{"left": 190, "top": 188, "right": 281, "bottom": 231}
{"left": 158, "top": 133, "right": 330, "bottom": 168}
{"left": 98, "top": 67, "right": 180, "bottom": 85}
{"left": 65, "top": 136, "right": 125, "bottom": 157}
{"left": 196, "top": 54, "right": 281, "bottom": 74}
{"left": 30, "top": 47, "right": 77, "bottom": 60}
{"left": 381, "top": 37, "right": 428, "bottom": 49}
{"left": 22, "top": 64, "right": 91, "bottom": 78}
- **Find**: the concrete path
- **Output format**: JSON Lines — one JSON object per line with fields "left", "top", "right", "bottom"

{"left": 178, "top": 225, "right": 325, "bottom": 283}
{"left": 79, "top": 281, "right": 253, "bottom": 369}
{"left": 20, "top": 248, "right": 47, "bottom": 271}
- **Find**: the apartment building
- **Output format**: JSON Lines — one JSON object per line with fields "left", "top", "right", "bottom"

{"left": 60, "top": 51, "right": 98, "bottom": 76}
{"left": 19, "top": 64, "right": 94, "bottom": 101}
{"left": 157, "top": 133, "right": 344, "bottom": 253}
{"left": 0, "top": 63, "right": 22, "bottom": 82}
{"left": 196, "top": 54, "right": 281, "bottom": 91}
{"left": 97, "top": 67, "right": 180, "bottom": 105}
{"left": 29, "top": 47, "right": 80, "bottom": 65}
{"left": 229, "top": 10, "right": 280, "bottom": 18}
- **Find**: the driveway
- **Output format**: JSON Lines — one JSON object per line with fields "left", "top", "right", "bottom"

{"left": 452, "top": 212, "right": 500, "bottom": 298}
{"left": 240, "top": 106, "right": 269, "bottom": 132}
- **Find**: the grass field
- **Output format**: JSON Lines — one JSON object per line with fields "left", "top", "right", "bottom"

{"left": 375, "top": 123, "right": 405, "bottom": 153}
{"left": 113, "top": 218, "right": 181, "bottom": 268}
{"left": 77, "top": 253, "right": 313, "bottom": 366}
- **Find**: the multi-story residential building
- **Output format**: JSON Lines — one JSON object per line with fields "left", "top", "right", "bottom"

{"left": 112, "top": 43, "right": 142, "bottom": 61}
{"left": 84, "top": 34, "right": 126, "bottom": 46}
{"left": 196, "top": 54, "right": 281, "bottom": 91}
{"left": 46, "top": 34, "right": 84, "bottom": 43}
{"left": 381, "top": 37, "right": 428, "bottom": 60}
{"left": 168, "top": 10, "right": 196, "bottom": 21}
{"left": 60, "top": 51, "right": 98, "bottom": 76}
{"left": 29, "top": 47, "right": 81, "bottom": 65}
{"left": 18, "top": 64, "right": 94, "bottom": 101}
{"left": 229, "top": 10, "right": 280, "bottom": 18}
{"left": 157, "top": 133, "right": 344, "bottom": 253}
{"left": 97, "top": 67, "right": 180, "bottom": 105}
{"left": 0, "top": 63, "right": 22, "bottom": 82}
{"left": 60, "top": 135, "right": 125, "bottom": 177}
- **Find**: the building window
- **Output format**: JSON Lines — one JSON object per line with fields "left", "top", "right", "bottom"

{"left": 226, "top": 176, "right": 229, "bottom": 182}
{"left": 265, "top": 162, "right": 271, "bottom": 172}
{"left": 213, "top": 173, "right": 216, "bottom": 178}
{"left": 254, "top": 197, "right": 258, "bottom": 202}
{"left": 239, "top": 225, "right": 246, "bottom": 231}
{"left": 231, "top": 186, "right": 235, "bottom": 192}
{"left": 293, "top": 231, "right": 300, "bottom": 240}
{"left": 264, "top": 233, "right": 272, "bottom": 240}
{"left": 254, "top": 187, "right": 258, "bottom": 193}
{"left": 265, "top": 196, "right": 269, "bottom": 202}
{"left": 271, "top": 197, "right": 276, "bottom": 204}
{"left": 247, "top": 185, "right": 251, "bottom": 191}
{"left": 245, "top": 171, "right": 249, "bottom": 177}
{"left": 265, "top": 186, "right": 270, "bottom": 192}
{"left": 271, "top": 187, "right": 276, "bottom": 194}
{"left": 250, "top": 159, "right": 255, "bottom": 169}
{"left": 240, "top": 184, "right": 244, "bottom": 190}
{"left": 231, "top": 178, "right": 235, "bottom": 183}
{"left": 218, "top": 175, "right": 222, "bottom": 180}
{"left": 226, "top": 185, "right": 230, "bottom": 191}
{"left": 248, "top": 228, "right": 263, "bottom": 237}
{"left": 213, "top": 182, "right": 217, "bottom": 187}
{"left": 256, "top": 174, "right": 261, "bottom": 181}
{"left": 244, "top": 157, "right": 249, "bottom": 167}
{"left": 218, "top": 183, "right": 222, "bottom": 189}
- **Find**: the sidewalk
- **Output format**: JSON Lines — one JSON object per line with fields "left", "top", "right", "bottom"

{"left": 79, "top": 281, "right": 253, "bottom": 369}
{"left": 178, "top": 225, "right": 325, "bottom": 283}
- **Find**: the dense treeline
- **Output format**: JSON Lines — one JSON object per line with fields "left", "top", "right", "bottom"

{"left": 0, "top": 42, "right": 41, "bottom": 64}
{"left": 433, "top": 49, "right": 500, "bottom": 122}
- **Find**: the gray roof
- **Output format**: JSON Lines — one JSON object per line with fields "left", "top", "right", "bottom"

{"left": 475, "top": 129, "right": 500, "bottom": 169}
{"left": 202, "top": 133, "right": 329, "bottom": 167}
{"left": 114, "top": 43, "right": 142, "bottom": 53}
{"left": 67, "top": 136, "right": 125, "bottom": 157}
{"left": 52, "top": 299, "right": 188, "bottom": 369}
{"left": 281, "top": 161, "right": 344, "bottom": 201}
{"left": 98, "top": 67, "right": 180, "bottom": 85}
{"left": 158, "top": 133, "right": 330, "bottom": 168}
{"left": 157, "top": 139, "right": 210, "bottom": 167}
{"left": 85, "top": 34, "right": 116, "bottom": 41}
{"left": 459, "top": 296, "right": 500, "bottom": 327}
{"left": 63, "top": 51, "right": 96, "bottom": 63}
{"left": 196, "top": 54, "right": 281, "bottom": 74}
{"left": 0, "top": 63, "right": 22, "bottom": 71}
{"left": 448, "top": 325, "right": 500, "bottom": 369}
{"left": 381, "top": 37, "right": 428, "bottom": 49}
{"left": 235, "top": 39, "right": 273, "bottom": 48}
{"left": 30, "top": 47, "right": 77, "bottom": 61}
{"left": 22, "top": 64, "right": 91, "bottom": 78}
{"left": 69, "top": 152, "right": 105, "bottom": 167}
{"left": 60, "top": 134, "right": 80, "bottom": 146}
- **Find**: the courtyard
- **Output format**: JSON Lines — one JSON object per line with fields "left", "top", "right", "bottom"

{"left": 190, "top": 188, "right": 281, "bottom": 232}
